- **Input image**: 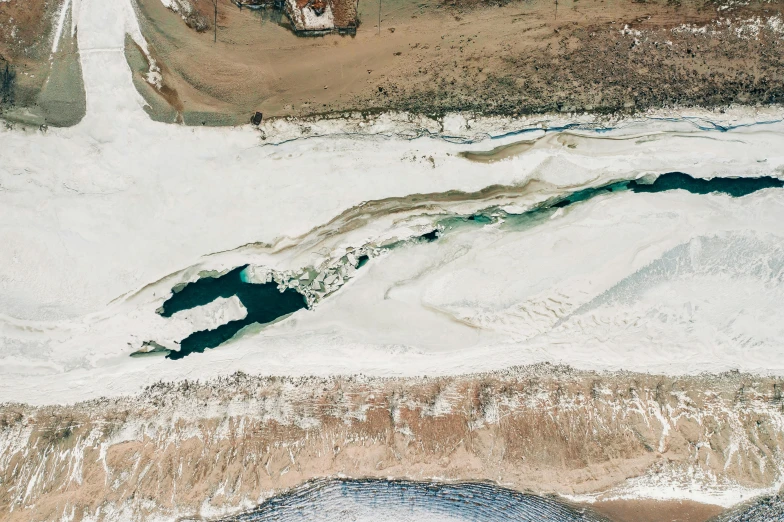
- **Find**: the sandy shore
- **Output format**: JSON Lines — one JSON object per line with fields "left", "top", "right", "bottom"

{"left": 589, "top": 499, "right": 724, "bottom": 522}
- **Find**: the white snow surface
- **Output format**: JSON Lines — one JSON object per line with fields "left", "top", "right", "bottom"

{"left": 3, "top": 0, "right": 784, "bottom": 411}
{"left": 567, "top": 459, "right": 784, "bottom": 508}
{"left": 284, "top": 0, "right": 335, "bottom": 31}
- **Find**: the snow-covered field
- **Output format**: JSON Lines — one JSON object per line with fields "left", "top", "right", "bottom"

{"left": 3, "top": 0, "right": 784, "bottom": 408}
{"left": 5, "top": 0, "right": 784, "bottom": 516}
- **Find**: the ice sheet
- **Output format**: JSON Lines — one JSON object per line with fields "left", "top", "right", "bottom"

{"left": 2, "top": 0, "right": 784, "bottom": 407}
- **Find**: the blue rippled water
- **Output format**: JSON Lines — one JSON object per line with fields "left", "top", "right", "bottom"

{"left": 220, "top": 479, "right": 606, "bottom": 521}
{"left": 714, "top": 496, "right": 784, "bottom": 521}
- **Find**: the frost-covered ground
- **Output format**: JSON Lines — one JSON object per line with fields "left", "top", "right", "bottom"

{"left": 4, "top": 369, "right": 784, "bottom": 521}
{"left": 3, "top": 0, "right": 784, "bottom": 516}
{"left": 3, "top": 0, "right": 784, "bottom": 408}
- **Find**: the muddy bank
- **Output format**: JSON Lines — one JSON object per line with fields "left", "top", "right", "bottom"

{"left": 133, "top": 0, "right": 784, "bottom": 123}
{"left": 0, "top": 0, "right": 85, "bottom": 126}
{"left": 363, "top": 6, "right": 784, "bottom": 117}
{"left": 2, "top": 366, "right": 784, "bottom": 521}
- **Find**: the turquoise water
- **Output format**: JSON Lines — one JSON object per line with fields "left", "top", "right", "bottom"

{"left": 220, "top": 479, "right": 606, "bottom": 521}
{"left": 159, "top": 265, "right": 306, "bottom": 360}
{"left": 628, "top": 172, "right": 784, "bottom": 197}
{"left": 153, "top": 173, "right": 783, "bottom": 360}
{"left": 552, "top": 172, "right": 784, "bottom": 209}
{"left": 441, "top": 173, "right": 784, "bottom": 234}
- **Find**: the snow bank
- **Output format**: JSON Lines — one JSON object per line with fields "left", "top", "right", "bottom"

{"left": 2, "top": 0, "right": 784, "bottom": 407}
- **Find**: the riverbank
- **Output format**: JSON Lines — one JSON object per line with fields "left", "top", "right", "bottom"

{"left": 0, "top": 0, "right": 86, "bottom": 126}
{"left": 3, "top": 1, "right": 784, "bottom": 519}
{"left": 130, "top": 0, "right": 784, "bottom": 124}
{"left": 248, "top": 103, "right": 784, "bottom": 144}
{"left": 3, "top": 0, "right": 784, "bottom": 128}
{"left": 2, "top": 367, "right": 781, "bottom": 521}
{"left": 3, "top": 109, "right": 784, "bottom": 406}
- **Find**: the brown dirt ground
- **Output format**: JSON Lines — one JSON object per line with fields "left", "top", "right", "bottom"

{"left": 590, "top": 499, "right": 726, "bottom": 522}
{"left": 1, "top": 0, "right": 85, "bottom": 125}
{"left": 2, "top": 368, "right": 784, "bottom": 521}
{"left": 132, "top": 0, "right": 784, "bottom": 123}
{"left": 0, "top": 0, "right": 62, "bottom": 107}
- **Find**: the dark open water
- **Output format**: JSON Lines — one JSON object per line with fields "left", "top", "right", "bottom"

{"left": 160, "top": 265, "right": 306, "bottom": 359}
{"left": 154, "top": 173, "right": 784, "bottom": 360}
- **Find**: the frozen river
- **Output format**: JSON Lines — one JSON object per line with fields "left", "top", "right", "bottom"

{"left": 3, "top": 0, "right": 784, "bottom": 405}
{"left": 4, "top": 0, "right": 784, "bottom": 516}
